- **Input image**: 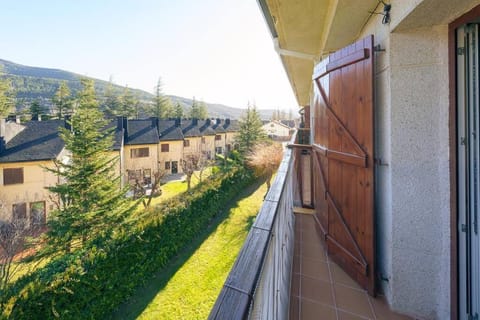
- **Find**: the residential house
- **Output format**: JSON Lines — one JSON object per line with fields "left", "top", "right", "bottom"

{"left": 262, "top": 120, "right": 293, "bottom": 140}
{"left": 0, "top": 119, "right": 69, "bottom": 226}
{"left": 0, "top": 116, "right": 240, "bottom": 223}
{"left": 212, "top": 1, "right": 480, "bottom": 320}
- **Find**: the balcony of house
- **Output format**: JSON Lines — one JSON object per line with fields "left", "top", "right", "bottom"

{"left": 209, "top": 130, "right": 411, "bottom": 320}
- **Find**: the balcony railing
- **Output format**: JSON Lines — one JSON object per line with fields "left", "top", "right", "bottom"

{"left": 209, "top": 130, "right": 311, "bottom": 320}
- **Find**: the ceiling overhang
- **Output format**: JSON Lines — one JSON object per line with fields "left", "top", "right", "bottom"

{"left": 258, "top": 0, "right": 379, "bottom": 106}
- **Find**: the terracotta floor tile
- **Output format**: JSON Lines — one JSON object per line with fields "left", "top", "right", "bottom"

{"left": 292, "top": 254, "right": 300, "bottom": 274}
{"left": 301, "top": 276, "right": 334, "bottom": 306}
{"left": 290, "top": 295, "right": 300, "bottom": 320}
{"left": 302, "top": 242, "right": 327, "bottom": 262}
{"left": 330, "top": 262, "right": 362, "bottom": 290}
{"left": 337, "top": 310, "right": 372, "bottom": 320}
{"left": 291, "top": 273, "right": 300, "bottom": 297}
{"left": 301, "top": 298, "right": 336, "bottom": 320}
{"left": 302, "top": 257, "right": 330, "bottom": 282}
{"left": 369, "top": 295, "right": 413, "bottom": 320}
{"left": 334, "top": 284, "right": 374, "bottom": 319}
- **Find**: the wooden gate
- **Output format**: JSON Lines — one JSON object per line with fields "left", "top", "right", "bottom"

{"left": 312, "top": 35, "right": 375, "bottom": 295}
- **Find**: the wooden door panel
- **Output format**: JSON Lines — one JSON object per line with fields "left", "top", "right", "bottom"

{"left": 312, "top": 35, "right": 375, "bottom": 295}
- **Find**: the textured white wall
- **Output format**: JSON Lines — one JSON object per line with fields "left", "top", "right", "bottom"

{"left": 358, "top": 2, "right": 453, "bottom": 318}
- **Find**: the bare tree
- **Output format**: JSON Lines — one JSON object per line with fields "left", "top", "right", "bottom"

{"left": 181, "top": 153, "right": 201, "bottom": 191}
{"left": 194, "top": 152, "right": 215, "bottom": 183}
{"left": 132, "top": 169, "right": 166, "bottom": 208}
{"left": 0, "top": 220, "right": 29, "bottom": 296}
{"left": 246, "top": 142, "right": 283, "bottom": 191}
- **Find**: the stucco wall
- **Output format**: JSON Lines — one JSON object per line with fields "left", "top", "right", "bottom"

{"left": 0, "top": 161, "right": 57, "bottom": 222}
{"left": 357, "top": 2, "right": 452, "bottom": 319}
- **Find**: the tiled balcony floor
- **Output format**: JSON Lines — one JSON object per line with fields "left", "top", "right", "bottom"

{"left": 290, "top": 213, "right": 413, "bottom": 320}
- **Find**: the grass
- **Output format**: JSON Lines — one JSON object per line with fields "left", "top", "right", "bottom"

{"left": 112, "top": 177, "right": 267, "bottom": 320}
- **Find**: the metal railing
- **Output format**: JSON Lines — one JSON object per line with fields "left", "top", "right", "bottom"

{"left": 209, "top": 132, "right": 304, "bottom": 320}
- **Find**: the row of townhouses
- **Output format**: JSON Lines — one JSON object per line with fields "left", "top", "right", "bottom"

{"left": 0, "top": 116, "right": 239, "bottom": 225}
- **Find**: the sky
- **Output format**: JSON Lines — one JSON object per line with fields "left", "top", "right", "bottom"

{"left": 0, "top": 0, "right": 298, "bottom": 110}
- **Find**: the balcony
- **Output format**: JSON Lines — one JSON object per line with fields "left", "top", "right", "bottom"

{"left": 209, "top": 130, "right": 410, "bottom": 320}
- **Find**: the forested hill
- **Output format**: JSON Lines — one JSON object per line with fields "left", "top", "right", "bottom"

{"left": 0, "top": 58, "right": 276, "bottom": 119}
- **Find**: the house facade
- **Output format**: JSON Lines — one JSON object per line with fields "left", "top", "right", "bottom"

{"left": 0, "top": 116, "right": 239, "bottom": 224}
{"left": 262, "top": 120, "right": 292, "bottom": 140}
{"left": 252, "top": 1, "right": 480, "bottom": 319}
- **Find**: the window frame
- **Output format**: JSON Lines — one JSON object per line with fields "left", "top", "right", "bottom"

{"left": 161, "top": 143, "right": 170, "bottom": 152}
{"left": 3, "top": 168, "right": 24, "bottom": 185}
{"left": 130, "top": 147, "right": 149, "bottom": 158}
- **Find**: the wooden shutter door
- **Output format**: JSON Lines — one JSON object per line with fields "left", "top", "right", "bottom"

{"left": 312, "top": 35, "right": 375, "bottom": 295}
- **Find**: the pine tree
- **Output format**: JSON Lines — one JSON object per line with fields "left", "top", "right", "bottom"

{"left": 148, "top": 77, "right": 173, "bottom": 119}
{"left": 29, "top": 99, "right": 45, "bottom": 119}
{"left": 0, "top": 70, "right": 14, "bottom": 117}
{"left": 52, "top": 81, "right": 72, "bottom": 119}
{"left": 173, "top": 102, "right": 183, "bottom": 118}
{"left": 235, "top": 104, "right": 267, "bottom": 155}
{"left": 46, "top": 78, "right": 135, "bottom": 253}
{"left": 103, "top": 80, "right": 121, "bottom": 119}
{"left": 118, "top": 86, "right": 137, "bottom": 118}
{"left": 189, "top": 97, "right": 208, "bottom": 119}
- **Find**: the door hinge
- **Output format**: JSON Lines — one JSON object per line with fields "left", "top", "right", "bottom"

{"left": 468, "top": 313, "right": 479, "bottom": 320}
{"left": 461, "top": 224, "right": 468, "bottom": 232}
{"left": 458, "top": 47, "right": 465, "bottom": 55}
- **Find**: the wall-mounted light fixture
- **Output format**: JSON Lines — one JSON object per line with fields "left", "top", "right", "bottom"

{"left": 369, "top": 1, "right": 391, "bottom": 25}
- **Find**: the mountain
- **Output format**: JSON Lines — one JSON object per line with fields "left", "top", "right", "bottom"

{"left": 0, "top": 59, "right": 276, "bottom": 119}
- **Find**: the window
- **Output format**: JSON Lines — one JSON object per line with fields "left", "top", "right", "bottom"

{"left": 215, "top": 147, "right": 223, "bottom": 154}
{"left": 165, "top": 161, "right": 171, "bottom": 170}
{"left": 128, "top": 169, "right": 142, "bottom": 181}
{"left": 12, "top": 203, "right": 27, "bottom": 221}
{"left": 201, "top": 137, "right": 206, "bottom": 144}
{"left": 184, "top": 140, "right": 190, "bottom": 147}
{"left": 143, "top": 169, "right": 151, "bottom": 184}
{"left": 130, "top": 147, "right": 149, "bottom": 158}
{"left": 215, "top": 135, "right": 222, "bottom": 141}
{"left": 161, "top": 144, "right": 169, "bottom": 152}
{"left": 3, "top": 168, "right": 24, "bottom": 185}
{"left": 270, "top": 123, "right": 275, "bottom": 127}
{"left": 30, "top": 201, "right": 46, "bottom": 225}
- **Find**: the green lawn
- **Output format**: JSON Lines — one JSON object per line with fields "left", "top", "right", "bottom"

{"left": 113, "top": 178, "right": 267, "bottom": 319}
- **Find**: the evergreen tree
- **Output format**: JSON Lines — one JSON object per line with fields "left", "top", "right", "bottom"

{"left": 29, "top": 99, "right": 45, "bottom": 119}
{"left": 46, "top": 78, "right": 134, "bottom": 253}
{"left": 190, "top": 97, "right": 208, "bottom": 119}
{"left": 103, "top": 80, "right": 121, "bottom": 119}
{"left": 198, "top": 101, "right": 208, "bottom": 119}
{"left": 52, "top": 81, "right": 72, "bottom": 119}
{"left": 0, "top": 70, "right": 14, "bottom": 117}
{"left": 148, "top": 77, "right": 173, "bottom": 119}
{"left": 235, "top": 104, "right": 267, "bottom": 155}
{"left": 119, "top": 86, "right": 137, "bottom": 118}
{"left": 173, "top": 102, "right": 183, "bottom": 118}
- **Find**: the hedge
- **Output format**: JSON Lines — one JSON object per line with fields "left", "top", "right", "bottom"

{"left": 1, "top": 167, "right": 254, "bottom": 319}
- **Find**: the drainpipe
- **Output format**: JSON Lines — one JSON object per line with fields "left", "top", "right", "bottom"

{"left": 272, "top": 37, "right": 316, "bottom": 61}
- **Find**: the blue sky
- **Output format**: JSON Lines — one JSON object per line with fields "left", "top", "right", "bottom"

{"left": 0, "top": 0, "right": 298, "bottom": 110}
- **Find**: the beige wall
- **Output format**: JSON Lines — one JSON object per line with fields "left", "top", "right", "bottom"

{"left": 124, "top": 144, "right": 159, "bottom": 184}
{"left": 262, "top": 122, "right": 290, "bottom": 137}
{"left": 158, "top": 140, "right": 183, "bottom": 174}
{"left": 344, "top": 0, "right": 480, "bottom": 318}
{"left": 0, "top": 160, "right": 57, "bottom": 223}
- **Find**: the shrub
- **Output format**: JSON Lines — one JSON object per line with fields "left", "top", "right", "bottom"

{"left": 1, "top": 167, "right": 254, "bottom": 319}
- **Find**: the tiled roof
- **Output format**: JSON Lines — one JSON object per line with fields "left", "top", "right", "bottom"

{"left": 0, "top": 120, "right": 65, "bottom": 163}
{"left": 125, "top": 119, "right": 159, "bottom": 145}
{"left": 182, "top": 119, "right": 202, "bottom": 137}
{"left": 158, "top": 120, "right": 184, "bottom": 141}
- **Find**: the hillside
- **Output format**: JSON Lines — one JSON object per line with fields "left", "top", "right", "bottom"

{"left": 0, "top": 59, "right": 275, "bottom": 119}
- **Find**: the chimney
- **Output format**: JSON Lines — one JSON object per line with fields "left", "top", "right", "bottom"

{"left": 175, "top": 118, "right": 182, "bottom": 127}
{"left": 151, "top": 117, "right": 159, "bottom": 128}
{"left": 32, "top": 114, "right": 40, "bottom": 121}
{"left": 206, "top": 118, "right": 211, "bottom": 125}
{"left": 122, "top": 116, "right": 128, "bottom": 141}
{"left": 216, "top": 118, "right": 221, "bottom": 125}
{"left": 225, "top": 118, "right": 230, "bottom": 125}
{"left": 192, "top": 118, "right": 198, "bottom": 126}
{"left": 64, "top": 115, "right": 72, "bottom": 131}
{"left": 0, "top": 137, "right": 5, "bottom": 153}
{"left": 117, "top": 116, "right": 123, "bottom": 131}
